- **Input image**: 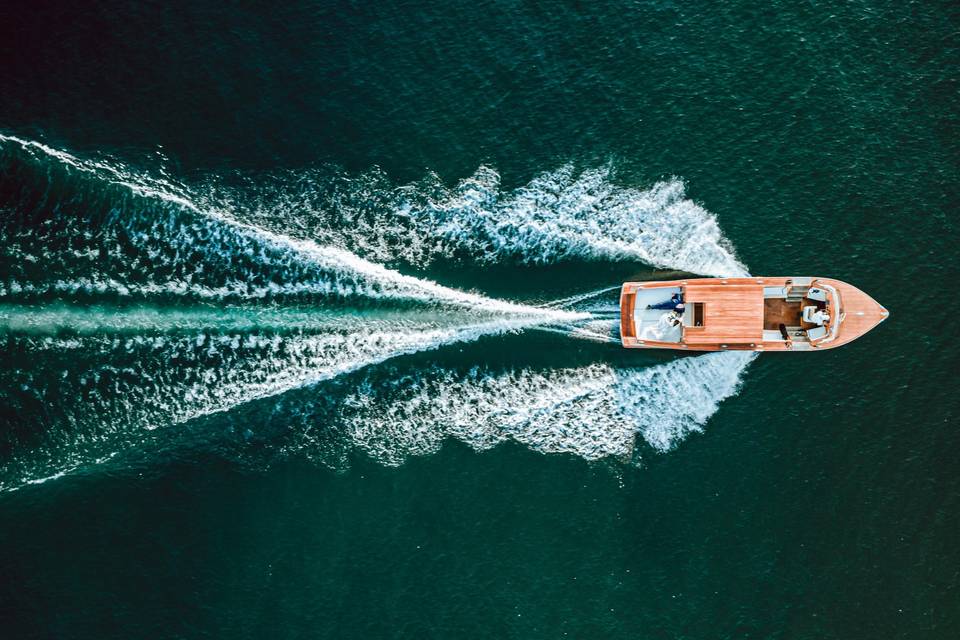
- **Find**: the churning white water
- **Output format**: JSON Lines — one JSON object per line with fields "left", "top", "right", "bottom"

{"left": 0, "top": 135, "right": 755, "bottom": 492}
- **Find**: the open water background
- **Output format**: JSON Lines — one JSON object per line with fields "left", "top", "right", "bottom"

{"left": 0, "top": 1, "right": 958, "bottom": 638}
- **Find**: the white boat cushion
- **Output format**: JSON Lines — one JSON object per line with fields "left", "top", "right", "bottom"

{"left": 806, "top": 326, "right": 828, "bottom": 340}
{"left": 807, "top": 287, "right": 828, "bottom": 302}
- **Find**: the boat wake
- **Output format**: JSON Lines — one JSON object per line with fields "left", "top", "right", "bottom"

{"left": 2, "top": 313, "right": 570, "bottom": 489}
{"left": 0, "top": 135, "right": 755, "bottom": 491}
{"left": 201, "top": 163, "right": 749, "bottom": 277}
{"left": 331, "top": 351, "right": 757, "bottom": 466}
{"left": 0, "top": 135, "right": 591, "bottom": 313}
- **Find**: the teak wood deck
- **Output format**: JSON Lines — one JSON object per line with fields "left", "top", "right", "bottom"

{"left": 682, "top": 283, "right": 763, "bottom": 345}
{"left": 620, "top": 291, "right": 636, "bottom": 339}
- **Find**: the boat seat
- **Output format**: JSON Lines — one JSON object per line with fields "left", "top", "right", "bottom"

{"left": 767, "top": 285, "right": 807, "bottom": 302}
{"left": 806, "top": 326, "right": 828, "bottom": 341}
{"left": 802, "top": 305, "right": 829, "bottom": 325}
{"left": 807, "top": 287, "right": 828, "bottom": 302}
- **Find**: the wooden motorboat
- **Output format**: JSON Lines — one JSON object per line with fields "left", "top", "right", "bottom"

{"left": 620, "top": 277, "right": 888, "bottom": 351}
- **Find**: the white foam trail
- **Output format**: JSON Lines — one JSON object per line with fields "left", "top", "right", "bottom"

{"left": 0, "top": 134, "right": 587, "bottom": 318}
{"left": 216, "top": 163, "right": 749, "bottom": 277}
{"left": 0, "top": 135, "right": 755, "bottom": 488}
{"left": 613, "top": 351, "right": 757, "bottom": 452}
{"left": 169, "top": 316, "right": 554, "bottom": 426}
{"left": 532, "top": 324, "right": 620, "bottom": 344}
{"left": 2, "top": 134, "right": 750, "bottom": 279}
{"left": 0, "top": 303, "right": 510, "bottom": 335}
{"left": 540, "top": 285, "right": 621, "bottom": 309}
{"left": 333, "top": 351, "right": 756, "bottom": 465}
{"left": 565, "top": 319, "right": 621, "bottom": 344}
{"left": 0, "top": 314, "right": 556, "bottom": 492}
{"left": 1, "top": 278, "right": 352, "bottom": 301}
{"left": 423, "top": 167, "right": 749, "bottom": 276}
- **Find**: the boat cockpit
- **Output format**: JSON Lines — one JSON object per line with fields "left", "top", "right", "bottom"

{"left": 761, "top": 279, "right": 842, "bottom": 348}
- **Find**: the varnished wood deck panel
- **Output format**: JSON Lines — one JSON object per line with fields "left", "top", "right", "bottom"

{"left": 683, "top": 283, "right": 763, "bottom": 344}
{"left": 620, "top": 290, "right": 636, "bottom": 339}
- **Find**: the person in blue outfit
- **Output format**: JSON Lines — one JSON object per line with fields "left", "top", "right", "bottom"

{"left": 647, "top": 292, "right": 685, "bottom": 313}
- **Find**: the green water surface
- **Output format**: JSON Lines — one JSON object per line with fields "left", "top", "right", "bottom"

{"left": 0, "top": 1, "right": 958, "bottom": 638}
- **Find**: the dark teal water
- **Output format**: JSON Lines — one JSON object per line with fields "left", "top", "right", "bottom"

{"left": 1, "top": 1, "right": 959, "bottom": 638}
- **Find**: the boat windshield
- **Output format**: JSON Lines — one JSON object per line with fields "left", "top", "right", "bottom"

{"left": 816, "top": 284, "right": 842, "bottom": 343}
